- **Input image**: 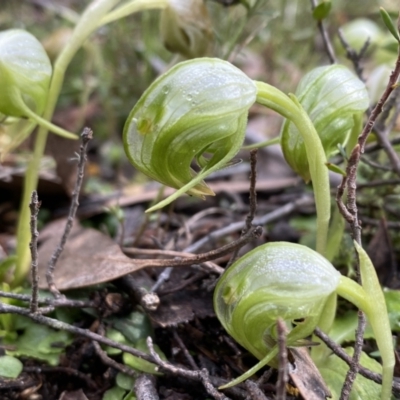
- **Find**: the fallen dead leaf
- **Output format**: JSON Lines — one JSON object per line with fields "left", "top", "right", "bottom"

{"left": 37, "top": 219, "right": 224, "bottom": 291}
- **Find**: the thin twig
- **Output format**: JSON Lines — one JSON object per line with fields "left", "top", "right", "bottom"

{"left": 276, "top": 318, "right": 288, "bottom": 400}
{"left": 46, "top": 127, "right": 93, "bottom": 298}
{"left": 0, "top": 291, "right": 95, "bottom": 308}
{"left": 310, "top": 0, "right": 336, "bottom": 64}
{"left": 227, "top": 149, "right": 258, "bottom": 267}
{"left": 29, "top": 191, "right": 41, "bottom": 313}
{"left": 337, "top": 28, "right": 370, "bottom": 81}
{"left": 172, "top": 328, "right": 199, "bottom": 370}
{"left": 245, "top": 150, "right": 258, "bottom": 230}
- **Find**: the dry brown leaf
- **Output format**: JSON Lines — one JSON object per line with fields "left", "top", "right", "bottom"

{"left": 37, "top": 219, "right": 221, "bottom": 291}
{"left": 37, "top": 220, "right": 147, "bottom": 290}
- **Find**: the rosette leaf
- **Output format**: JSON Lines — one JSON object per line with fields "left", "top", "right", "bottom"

{"left": 281, "top": 65, "right": 369, "bottom": 182}
{"left": 123, "top": 58, "right": 257, "bottom": 212}
{"left": 0, "top": 29, "right": 51, "bottom": 118}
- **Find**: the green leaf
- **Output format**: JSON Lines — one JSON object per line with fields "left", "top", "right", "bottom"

{"left": 319, "top": 349, "right": 382, "bottom": 400}
{"left": 312, "top": 1, "right": 331, "bottom": 21}
{"left": 123, "top": 339, "right": 165, "bottom": 375}
{"left": 103, "top": 386, "right": 127, "bottom": 400}
{"left": 109, "top": 311, "right": 153, "bottom": 344}
{"left": 0, "top": 29, "right": 51, "bottom": 118}
{"left": 116, "top": 372, "right": 136, "bottom": 391}
{"left": 0, "top": 355, "right": 23, "bottom": 378}
{"left": 281, "top": 65, "right": 369, "bottom": 182}
{"left": 6, "top": 323, "right": 72, "bottom": 366}
{"left": 379, "top": 7, "right": 400, "bottom": 43}
{"left": 105, "top": 328, "right": 127, "bottom": 356}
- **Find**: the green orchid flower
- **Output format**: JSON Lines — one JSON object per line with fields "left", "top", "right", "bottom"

{"left": 123, "top": 58, "right": 257, "bottom": 212}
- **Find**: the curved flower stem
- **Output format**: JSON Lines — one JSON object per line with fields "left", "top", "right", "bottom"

{"left": 255, "top": 81, "right": 330, "bottom": 256}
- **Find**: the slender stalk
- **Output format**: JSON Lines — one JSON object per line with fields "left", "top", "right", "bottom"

{"left": 255, "top": 81, "right": 330, "bottom": 256}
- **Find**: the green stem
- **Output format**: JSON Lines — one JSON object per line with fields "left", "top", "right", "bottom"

{"left": 99, "top": 0, "right": 168, "bottom": 26}
{"left": 255, "top": 81, "right": 330, "bottom": 256}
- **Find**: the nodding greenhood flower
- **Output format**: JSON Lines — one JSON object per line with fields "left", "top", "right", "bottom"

{"left": 160, "top": 0, "right": 212, "bottom": 58}
{"left": 213, "top": 241, "right": 394, "bottom": 399}
{"left": 281, "top": 64, "right": 369, "bottom": 182}
{"left": 0, "top": 29, "right": 51, "bottom": 118}
{"left": 214, "top": 242, "right": 341, "bottom": 364}
{"left": 123, "top": 58, "right": 257, "bottom": 211}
